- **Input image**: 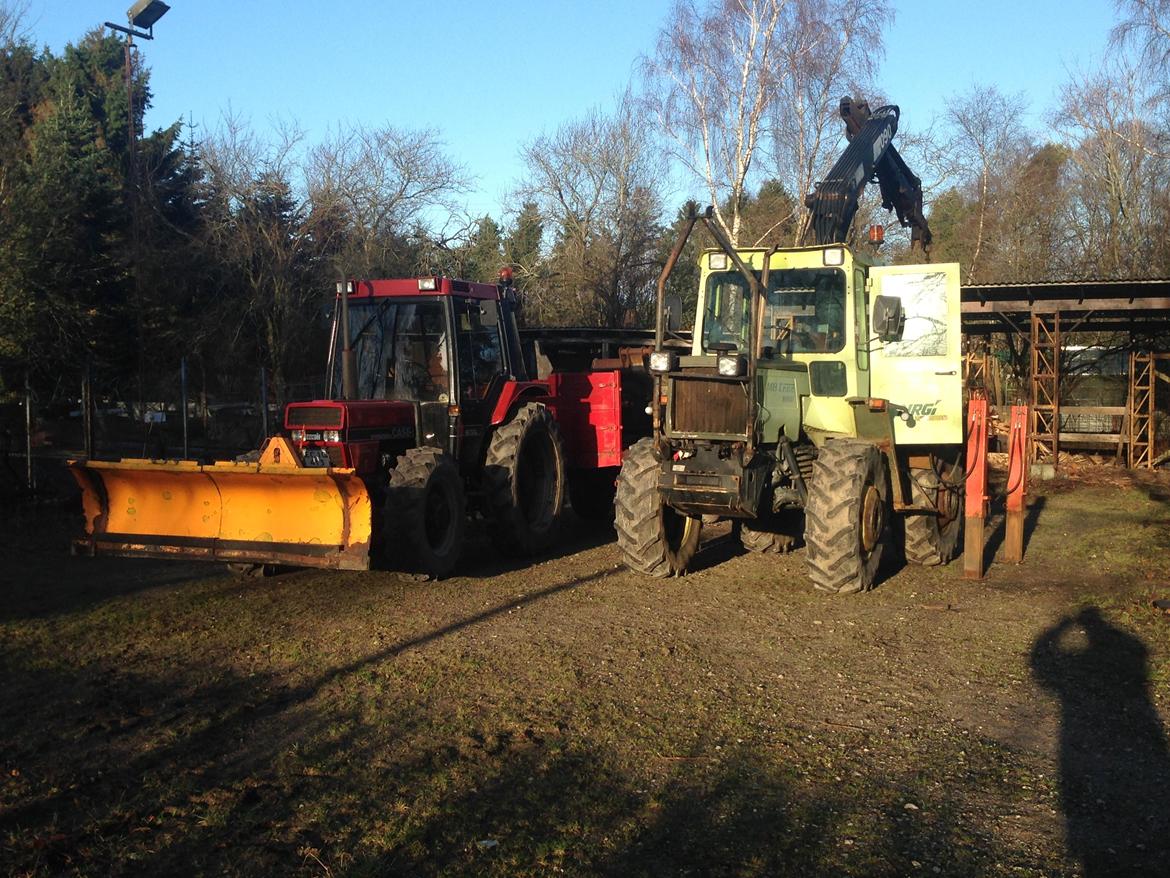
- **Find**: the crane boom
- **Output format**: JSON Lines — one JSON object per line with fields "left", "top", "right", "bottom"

{"left": 803, "top": 97, "right": 932, "bottom": 255}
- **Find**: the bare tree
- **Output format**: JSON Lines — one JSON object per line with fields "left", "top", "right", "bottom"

{"left": 1052, "top": 60, "right": 1170, "bottom": 277}
{"left": 1112, "top": 0, "right": 1170, "bottom": 101}
{"left": 200, "top": 114, "right": 327, "bottom": 401}
{"left": 517, "top": 97, "right": 665, "bottom": 326}
{"left": 770, "top": 0, "right": 893, "bottom": 245}
{"left": 642, "top": 0, "right": 789, "bottom": 246}
{"left": 0, "top": 0, "right": 29, "bottom": 46}
{"left": 643, "top": 0, "right": 892, "bottom": 247}
{"left": 307, "top": 124, "right": 469, "bottom": 277}
{"left": 944, "top": 85, "right": 1030, "bottom": 283}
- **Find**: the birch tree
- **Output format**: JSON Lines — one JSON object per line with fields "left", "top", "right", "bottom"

{"left": 643, "top": 0, "right": 789, "bottom": 246}
{"left": 945, "top": 85, "right": 1029, "bottom": 283}
{"left": 643, "top": 0, "right": 892, "bottom": 247}
{"left": 770, "top": 0, "right": 892, "bottom": 245}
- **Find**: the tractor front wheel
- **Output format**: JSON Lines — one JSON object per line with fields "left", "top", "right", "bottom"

{"left": 804, "top": 439, "right": 891, "bottom": 594}
{"left": 485, "top": 403, "right": 566, "bottom": 556}
{"left": 615, "top": 438, "right": 701, "bottom": 577}
{"left": 384, "top": 446, "right": 466, "bottom": 579}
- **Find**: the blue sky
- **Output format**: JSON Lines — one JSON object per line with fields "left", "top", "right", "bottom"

{"left": 25, "top": 1, "right": 1120, "bottom": 219}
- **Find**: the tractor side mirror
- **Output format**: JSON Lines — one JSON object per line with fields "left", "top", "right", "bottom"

{"left": 664, "top": 293, "right": 682, "bottom": 333}
{"left": 872, "top": 295, "right": 905, "bottom": 343}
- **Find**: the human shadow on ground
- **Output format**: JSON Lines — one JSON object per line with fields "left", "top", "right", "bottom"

{"left": 1030, "top": 607, "right": 1170, "bottom": 876}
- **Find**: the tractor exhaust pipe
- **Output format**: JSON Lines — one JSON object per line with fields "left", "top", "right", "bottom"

{"left": 654, "top": 202, "right": 702, "bottom": 350}
{"left": 339, "top": 274, "right": 358, "bottom": 399}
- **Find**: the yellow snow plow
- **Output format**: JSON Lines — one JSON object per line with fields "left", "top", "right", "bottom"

{"left": 68, "top": 437, "right": 373, "bottom": 570}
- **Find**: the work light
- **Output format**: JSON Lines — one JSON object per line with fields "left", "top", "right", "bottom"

{"left": 649, "top": 351, "right": 677, "bottom": 373}
{"left": 717, "top": 355, "right": 746, "bottom": 377}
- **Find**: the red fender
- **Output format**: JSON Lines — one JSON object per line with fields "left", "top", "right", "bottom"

{"left": 489, "top": 380, "right": 552, "bottom": 426}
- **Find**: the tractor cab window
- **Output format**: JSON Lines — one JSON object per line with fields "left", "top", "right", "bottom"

{"left": 701, "top": 272, "right": 752, "bottom": 352}
{"left": 343, "top": 299, "right": 452, "bottom": 402}
{"left": 702, "top": 267, "right": 847, "bottom": 356}
{"left": 454, "top": 298, "right": 504, "bottom": 399}
{"left": 763, "top": 269, "right": 846, "bottom": 355}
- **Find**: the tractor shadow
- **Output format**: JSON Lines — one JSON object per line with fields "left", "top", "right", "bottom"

{"left": 0, "top": 502, "right": 215, "bottom": 622}
{"left": 1, "top": 657, "right": 1016, "bottom": 876}
{"left": 689, "top": 519, "right": 750, "bottom": 572}
{"left": 458, "top": 510, "right": 618, "bottom": 578}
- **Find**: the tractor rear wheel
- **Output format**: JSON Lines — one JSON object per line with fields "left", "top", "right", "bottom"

{"left": 903, "top": 461, "right": 963, "bottom": 566}
{"left": 615, "top": 438, "right": 701, "bottom": 577}
{"left": 385, "top": 446, "right": 465, "bottom": 579}
{"left": 740, "top": 509, "right": 803, "bottom": 554}
{"left": 485, "top": 403, "right": 565, "bottom": 556}
{"left": 804, "top": 439, "right": 891, "bottom": 594}
{"left": 568, "top": 467, "right": 618, "bottom": 521}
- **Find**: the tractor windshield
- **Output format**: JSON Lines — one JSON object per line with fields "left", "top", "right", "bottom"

{"left": 702, "top": 268, "right": 846, "bottom": 355}
{"left": 763, "top": 269, "right": 846, "bottom": 355}
{"left": 338, "top": 298, "right": 451, "bottom": 402}
{"left": 701, "top": 271, "right": 753, "bottom": 352}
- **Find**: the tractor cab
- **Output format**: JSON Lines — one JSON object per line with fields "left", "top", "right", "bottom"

{"left": 287, "top": 276, "right": 530, "bottom": 478}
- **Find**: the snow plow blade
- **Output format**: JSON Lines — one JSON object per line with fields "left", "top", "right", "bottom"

{"left": 68, "top": 443, "right": 372, "bottom": 571}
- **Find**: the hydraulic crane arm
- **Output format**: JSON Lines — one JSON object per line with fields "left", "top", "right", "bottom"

{"left": 802, "top": 97, "right": 932, "bottom": 255}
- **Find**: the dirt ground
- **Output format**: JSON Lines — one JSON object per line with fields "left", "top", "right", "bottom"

{"left": 2, "top": 468, "right": 1170, "bottom": 877}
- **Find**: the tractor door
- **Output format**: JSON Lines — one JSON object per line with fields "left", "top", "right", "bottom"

{"left": 868, "top": 262, "right": 962, "bottom": 446}
{"left": 452, "top": 297, "right": 508, "bottom": 468}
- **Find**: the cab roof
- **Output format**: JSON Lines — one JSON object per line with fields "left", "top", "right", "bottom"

{"left": 348, "top": 278, "right": 503, "bottom": 301}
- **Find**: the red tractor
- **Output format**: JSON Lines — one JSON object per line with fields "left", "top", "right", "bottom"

{"left": 70, "top": 275, "right": 652, "bottom": 579}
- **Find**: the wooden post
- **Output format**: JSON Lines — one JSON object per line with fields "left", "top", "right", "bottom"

{"left": 259, "top": 366, "right": 269, "bottom": 441}
{"left": 963, "top": 397, "right": 989, "bottom": 580}
{"left": 24, "top": 372, "right": 34, "bottom": 492}
{"left": 1003, "top": 404, "right": 1029, "bottom": 563}
{"left": 180, "top": 356, "right": 189, "bottom": 460}
{"left": 82, "top": 362, "right": 95, "bottom": 460}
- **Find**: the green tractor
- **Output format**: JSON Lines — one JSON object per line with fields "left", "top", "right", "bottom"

{"left": 616, "top": 98, "right": 965, "bottom": 594}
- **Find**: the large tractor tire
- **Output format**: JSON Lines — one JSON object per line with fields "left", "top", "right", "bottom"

{"left": 740, "top": 510, "right": 803, "bottom": 555}
{"left": 903, "top": 462, "right": 962, "bottom": 566}
{"left": 568, "top": 467, "right": 618, "bottom": 522}
{"left": 384, "top": 446, "right": 466, "bottom": 579}
{"left": 804, "top": 439, "right": 891, "bottom": 595}
{"left": 615, "top": 438, "right": 701, "bottom": 578}
{"left": 485, "top": 403, "right": 566, "bottom": 556}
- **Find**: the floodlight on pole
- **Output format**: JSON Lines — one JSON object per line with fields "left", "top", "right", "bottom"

{"left": 103, "top": 0, "right": 171, "bottom": 427}
{"left": 105, "top": 0, "right": 169, "bottom": 40}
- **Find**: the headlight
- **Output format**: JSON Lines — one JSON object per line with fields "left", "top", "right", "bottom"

{"left": 649, "top": 351, "right": 677, "bottom": 373}
{"left": 717, "top": 355, "right": 746, "bottom": 377}
{"left": 823, "top": 247, "right": 845, "bottom": 266}
{"left": 709, "top": 252, "right": 728, "bottom": 270}
{"left": 322, "top": 430, "right": 342, "bottom": 443}
{"left": 290, "top": 429, "right": 305, "bottom": 442}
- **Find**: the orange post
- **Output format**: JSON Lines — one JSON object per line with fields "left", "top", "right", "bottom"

{"left": 963, "top": 397, "right": 989, "bottom": 580}
{"left": 1003, "top": 404, "right": 1029, "bottom": 563}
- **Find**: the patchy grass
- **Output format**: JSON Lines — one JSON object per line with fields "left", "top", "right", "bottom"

{"left": 2, "top": 474, "right": 1170, "bottom": 876}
